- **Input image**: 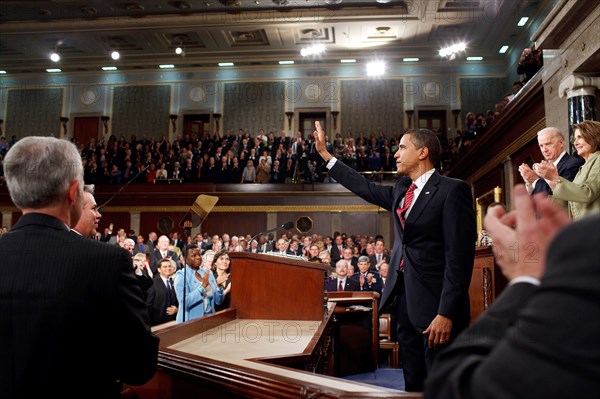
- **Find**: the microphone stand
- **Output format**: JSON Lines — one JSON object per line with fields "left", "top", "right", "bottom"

{"left": 182, "top": 262, "right": 187, "bottom": 323}
{"left": 97, "top": 164, "right": 150, "bottom": 210}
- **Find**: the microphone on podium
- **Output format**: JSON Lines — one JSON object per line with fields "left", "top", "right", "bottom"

{"left": 251, "top": 221, "right": 294, "bottom": 243}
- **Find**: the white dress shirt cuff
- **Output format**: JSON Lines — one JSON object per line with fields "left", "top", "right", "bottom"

{"left": 509, "top": 276, "right": 541, "bottom": 286}
{"left": 326, "top": 157, "right": 337, "bottom": 169}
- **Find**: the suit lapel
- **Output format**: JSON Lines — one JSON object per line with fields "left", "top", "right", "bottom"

{"left": 405, "top": 172, "right": 440, "bottom": 230}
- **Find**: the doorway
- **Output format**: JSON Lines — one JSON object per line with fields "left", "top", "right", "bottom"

{"left": 73, "top": 116, "right": 100, "bottom": 146}
{"left": 417, "top": 110, "right": 447, "bottom": 133}
{"left": 183, "top": 114, "right": 210, "bottom": 138}
{"left": 299, "top": 112, "right": 326, "bottom": 139}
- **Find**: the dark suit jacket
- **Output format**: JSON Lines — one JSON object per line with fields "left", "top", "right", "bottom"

{"left": 146, "top": 276, "right": 178, "bottom": 326}
{"left": 350, "top": 272, "right": 383, "bottom": 295}
{"left": 330, "top": 244, "right": 344, "bottom": 263}
{"left": 150, "top": 248, "right": 180, "bottom": 274}
{"left": 0, "top": 213, "right": 158, "bottom": 399}
{"left": 328, "top": 161, "right": 476, "bottom": 330}
{"left": 424, "top": 214, "right": 600, "bottom": 399}
{"left": 327, "top": 277, "right": 361, "bottom": 292}
{"left": 532, "top": 152, "right": 584, "bottom": 195}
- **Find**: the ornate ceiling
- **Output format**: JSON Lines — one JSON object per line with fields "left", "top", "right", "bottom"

{"left": 0, "top": 0, "right": 553, "bottom": 74}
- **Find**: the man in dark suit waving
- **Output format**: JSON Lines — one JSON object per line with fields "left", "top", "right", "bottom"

{"left": 314, "top": 122, "right": 476, "bottom": 391}
{"left": 0, "top": 137, "right": 158, "bottom": 399}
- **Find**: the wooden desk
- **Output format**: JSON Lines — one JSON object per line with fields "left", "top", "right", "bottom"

{"left": 130, "top": 254, "right": 420, "bottom": 399}
{"left": 327, "top": 292, "right": 380, "bottom": 376}
{"left": 469, "top": 247, "right": 508, "bottom": 323}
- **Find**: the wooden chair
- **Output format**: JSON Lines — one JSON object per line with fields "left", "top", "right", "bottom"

{"left": 378, "top": 312, "right": 400, "bottom": 368}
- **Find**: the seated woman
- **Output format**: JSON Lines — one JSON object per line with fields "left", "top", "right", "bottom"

{"left": 537, "top": 120, "right": 600, "bottom": 219}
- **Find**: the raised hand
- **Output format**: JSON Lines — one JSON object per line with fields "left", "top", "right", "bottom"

{"left": 313, "top": 121, "right": 332, "bottom": 162}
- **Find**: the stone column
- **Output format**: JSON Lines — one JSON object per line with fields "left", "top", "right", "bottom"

{"left": 559, "top": 75, "right": 600, "bottom": 152}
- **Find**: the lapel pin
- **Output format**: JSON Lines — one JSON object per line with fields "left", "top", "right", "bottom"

{"left": 425, "top": 191, "right": 430, "bottom": 194}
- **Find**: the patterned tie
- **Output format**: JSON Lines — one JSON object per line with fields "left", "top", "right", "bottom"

{"left": 396, "top": 183, "right": 417, "bottom": 271}
{"left": 396, "top": 183, "right": 417, "bottom": 228}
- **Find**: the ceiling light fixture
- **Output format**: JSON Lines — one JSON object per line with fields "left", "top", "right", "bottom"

{"left": 111, "top": 50, "right": 120, "bottom": 60}
{"left": 517, "top": 17, "right": 529, "bottom": 26}
{"left": 218, "top": 62, "right": 234, "bottom": 67}
{"left": 46, "top": 68, "right": 62, "bottom": 73}
{"left": 0, "top": 70, "right": 7, "bottom": 74}
{"left": 159, "top": 64, "right": 175, "bottom": 69}
{"left": 375, "top": 0, "right": 393, "bottom": 3}
{"left": 499, "top": 45, "right": 509, "bottom": 54}
{"left": 324, "top": 0, "right": 342, "bottom": 4}
{"left": 278, "top": 60, "right": 294, "bottom": 65}
{"left": 102, "top": 66, "right": 118, "bottom": 71}
{"left": 50, "top": 52, "right": 60, "bottom": 62}
{"left": 340, "top": 59, "right": 356, "bottom": 63}
{"left": 300, "top": 43, "right": 326, "bottom": 57}
{"left": 403, "top": 58, "right": 419, "bottom": 62}
{"left": 439, "top": 42, "right": 466, "bottom": 58}
{"left": 175, "top": 46, "right": 184, "bottom": 55}
{"left": 366, "top": 61, "right": 385, "bottom": 76}
{"left": 466, "top": 56, "right": 483, "bottom": 61}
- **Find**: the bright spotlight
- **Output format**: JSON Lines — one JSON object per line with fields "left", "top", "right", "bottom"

{"left": 50, "top": 53, "right": 60, "bottom": 62}
{"left": 111, "top": 51, "right": 120, "bottom": 60}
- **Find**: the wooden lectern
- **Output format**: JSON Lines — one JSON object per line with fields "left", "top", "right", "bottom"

{"left": 130, "top": 253, "right": 420, "bottom": 399}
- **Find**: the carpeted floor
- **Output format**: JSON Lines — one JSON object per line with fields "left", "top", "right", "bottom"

{"left": 342, "top": 367, "right": 405, "bottom": 391}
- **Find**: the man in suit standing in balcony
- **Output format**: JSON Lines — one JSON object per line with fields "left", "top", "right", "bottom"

{"left": 518, "top": 127, "right": 583, "bottom": 195}
{"left": 314, "top": 122, "right": 476, "bottom": 391}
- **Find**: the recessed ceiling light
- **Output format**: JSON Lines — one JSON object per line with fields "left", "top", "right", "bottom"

{"left": 102, "top": 66, "right": 118, "bottom": 71}
{"left": 439, "top": 42, "right": 466, "bottom": 58}
{"left": 499, "top": 45, "right": 509, "bottom": 54}
{"left": 46, "top": 68, "right": 62, "bottom": 73}
{"left": 340, "top": 59, "right": 356, "bottom": 63}
{"left": 367, "top": 61, "right": 385, "bottom": 76}
{"left": 403, "top": 58, "right": 419, "bottom": 62}
{"left": 159, "top": 64, "right": 175, "bottom": 69}
{"left": 111, "top": 50, "right": 120, "bottom": 60}
{"left": 175, "top": 47, "right": 184, "bottom": 55}
{"left": 278, "top": 60, "right": 294, "bottom": 65}
{"left": 300, "top": 43, "right": 326, "bottom": 57}
{"left": 518, "top": 17, "right": 529, "bottom": 26}
{"left": 0, "top": 70, "right": 7, "bottom": 74}
{"left": 218, "top": 62, "right": 234, "bottom": 67}
{"left": 50, "top": 53, "right": 60, "bottom": 62}
{"left": 466, "top": 56, "right": 483, "bottom": 61}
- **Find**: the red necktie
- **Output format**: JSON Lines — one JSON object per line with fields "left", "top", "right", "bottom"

{"left": 397, "top": 183, "right": 417, "bottom": 271}
{"left": 396, "top": 183, "right": 417, "bottom": 228}
{"left": 338, "top": 281, "right": 343, "bottom": 291}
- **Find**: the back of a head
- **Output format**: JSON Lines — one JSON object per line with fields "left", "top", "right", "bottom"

{"left": 4, "top": 136, "right": 83, "bottom": 210}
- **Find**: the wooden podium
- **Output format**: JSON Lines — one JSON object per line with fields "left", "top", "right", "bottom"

{"left": 129, "top": 253, "right": 420, "bottom": 399}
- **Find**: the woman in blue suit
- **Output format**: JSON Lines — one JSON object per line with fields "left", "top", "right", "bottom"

{"left": 174, "top": 245, "right": 224, "bottom": 323}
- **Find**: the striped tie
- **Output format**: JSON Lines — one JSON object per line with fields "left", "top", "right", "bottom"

{"left": 396, "top": 183, "right": 417, "bottom": 271}
{"left": 396, "top": 183, "right": 417, "bottom": 228}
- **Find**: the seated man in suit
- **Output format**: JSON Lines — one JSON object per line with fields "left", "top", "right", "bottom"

{"left": 328, "top": 260, "right": 361, "bottom": 292}
{"left": 1, "top": 136, "right": 158, "bottom": 398}
{"left": 425, "top": 185, "right": 599, "bottom": 398}
{"left": 518, "top": 127, "right": 583, "bottom": 195}
{"left": 351, "top": 256, "right": 382, "bottom": 295}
